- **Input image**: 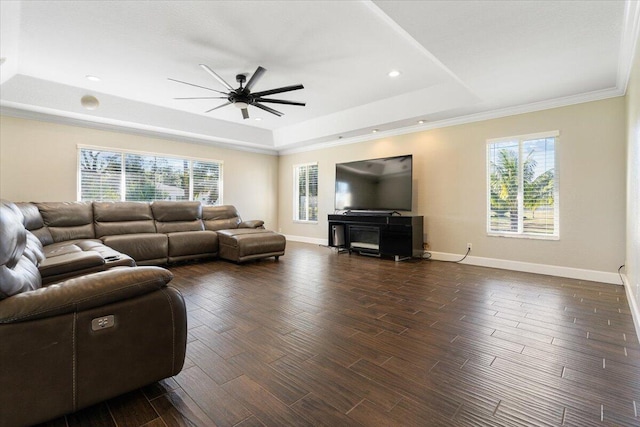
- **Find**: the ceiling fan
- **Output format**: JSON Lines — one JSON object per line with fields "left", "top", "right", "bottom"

{"left": 169, "top": 64, "right": 305, "bottom": 119}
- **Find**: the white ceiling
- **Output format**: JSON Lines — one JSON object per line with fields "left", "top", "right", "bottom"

{"left": 1, "top": 1, "right": 638, "bottom": 154}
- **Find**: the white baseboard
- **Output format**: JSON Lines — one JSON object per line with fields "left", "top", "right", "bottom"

{"left": 284, "top": 235, "right": 327, "bottom": 246}
{"left": 283, "top": 238, "right": 623, "bottom": 285}
{"left": 429, "top": 251, "right": 623, "bottom": 285}
{"left": 620, "top": 273, "right": 640, "bottom": 345}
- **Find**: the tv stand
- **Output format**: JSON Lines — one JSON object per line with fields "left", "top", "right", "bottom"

{"left": 344, "top": 210, "right": 397, "bottom": 216}
{"left": 328, "top": 214, "right": 423, "bottom": 260}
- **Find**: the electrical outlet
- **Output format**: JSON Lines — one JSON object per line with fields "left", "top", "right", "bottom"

{"left": 466, "top": 243, "right": 472, "bottom": 251}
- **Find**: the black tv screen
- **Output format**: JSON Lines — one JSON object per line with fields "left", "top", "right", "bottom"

{"left": 335, "top": 155, "right": 413, "bottom": 211}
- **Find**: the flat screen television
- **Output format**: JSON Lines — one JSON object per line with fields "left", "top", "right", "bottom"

{"left": 335, "top": 154, "right": 413, "bottom": 212}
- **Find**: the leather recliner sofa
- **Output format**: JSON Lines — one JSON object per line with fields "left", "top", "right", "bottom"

{"left": 15, "top": 201, "right": 284, "bottom": 283}
{"left": 0, "top": 200, "right": 188, "bottom": 427}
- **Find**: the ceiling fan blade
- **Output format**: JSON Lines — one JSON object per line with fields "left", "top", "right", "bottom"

{"left": 241, "top": 108, "right": 249, "bottom": 119}
{"left": 205, "top": 101, "right": 231, "bottom": 113}
{"left": 254, "top": 97, "right": 305, "bottom": 106}
{"left": 253, "top": 102, "right": 283, "bottom": 117}
{"left": 251, "top": 84, "right": 304, "bottom": 97}
{"left": 168, "top": 78, "right": 228, "bottom": 95}
{"left": 244, "top": 66, "right": 266, "bottom": 92}
{"left": 200, "top": 64, "right": 234, "bottom": 91}
{"left": 173, "top": 96, "right": 228, "bottom": 100}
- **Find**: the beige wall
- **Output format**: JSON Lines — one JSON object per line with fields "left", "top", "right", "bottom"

{"left": 0, "top": 116, "right": 279, "bottom": 228}
{"left": 626, "top": 37, "right": 640, "bottom": 327}
{"left": 279, "top": 98, "right": 627, "bottom": 274}
{"left": 0, "top": 96, "right": 629, "bottom": 278}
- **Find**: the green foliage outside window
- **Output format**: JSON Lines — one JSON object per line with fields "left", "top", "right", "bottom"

{"left": 79, "top": 148, "right": 222, "bottom": 204}
{"left": 488, "top": 137, "right": 556, "bottom": 236}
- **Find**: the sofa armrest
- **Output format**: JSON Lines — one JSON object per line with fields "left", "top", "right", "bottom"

{"left": 38, "top": 251, "right": 105, "bottom": 276}
{"left": 0, "top": 266, "right": 173, "bottom": 323}
{"left": 239, "top": 220, "right": 265, "bottom": 229}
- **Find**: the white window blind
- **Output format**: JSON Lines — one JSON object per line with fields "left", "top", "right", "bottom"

{"left": 125, "top": 154, "right": 189, "bottom": 201}
{"left": 79, "top": 149, "right": 122, "bottom": 201}
{"left": 487, "top": 132, "right": 558, "bottom": 238}
{"left": 192, "top": 160, "right": 222, "bottom": 205}
{"left": 78, "top": 147, "right": 222, "bottom": 204}
{"left": 294, "top": 162, "right": 318, "bottom": 222}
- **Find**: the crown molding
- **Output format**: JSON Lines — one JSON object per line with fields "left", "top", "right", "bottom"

{"left": 277, "top": 86, "right": 625, "bottom": 155}
{"left": 617, "top": 0, "right": 640, "bottom": 94}
{"left": 0, "top": 103, "right": 279, "bottom": 156}
{"left": 1, "top": 82, "right": 627, "bottom": 158}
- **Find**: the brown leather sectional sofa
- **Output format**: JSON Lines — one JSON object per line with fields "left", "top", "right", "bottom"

{"left": 0, "top": 200, "right": 284, "bottom": 426}
{"left": 0, "top": 200, "right": 187, "bottom": 427}
{"left": 15, "top": 200, "right": 285, "bottom": 284}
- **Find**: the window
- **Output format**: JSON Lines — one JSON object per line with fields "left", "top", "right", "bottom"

{"left": 125, "top": 154, "right": 189, "bottom": 201}
{"left": 78, "top": 147, "right": 222, "bottom": 204}
{"left": 294, "top": 162, "right": 318, "bottom": 222}
{"left": 487, "top": 131, "right": 558, "bottom": 238}
{"left": 79, "top": 149, "right": 122, "bottom": 201}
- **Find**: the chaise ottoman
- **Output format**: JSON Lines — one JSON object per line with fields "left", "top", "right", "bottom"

{"left": 216, "top": 229, "right": 286, "bottom": 263}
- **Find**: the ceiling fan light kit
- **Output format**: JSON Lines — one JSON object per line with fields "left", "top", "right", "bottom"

{"left": 170, "top": 65, "right": 305, "bottom": 119}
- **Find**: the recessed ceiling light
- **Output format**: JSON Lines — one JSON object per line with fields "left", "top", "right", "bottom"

{"left": 254, "top": 117, "right": 262, "bottom": 121}
{"left": 372, "top": 129, "right": 379, "bottom": 133}
{"left": 388, "top": 70, "right": 401, "bottom": 78}
{"left": 418, "top": 120, "right": 425, "bottom": 124}
{"left": 85, "top": 75, "right": 101, "bottom": 82}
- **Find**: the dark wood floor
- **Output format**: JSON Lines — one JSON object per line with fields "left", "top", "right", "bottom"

{"left": 38, "top": 242, "right": 640, "bottom": 427}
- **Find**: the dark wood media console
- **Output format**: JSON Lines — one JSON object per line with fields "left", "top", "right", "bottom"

{"left": 328, "top": 214, "right": 424, "bottom": 260}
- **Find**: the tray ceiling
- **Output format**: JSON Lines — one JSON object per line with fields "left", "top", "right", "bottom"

{"left": 0, "top": 1, "right": 637, "bottom": 153}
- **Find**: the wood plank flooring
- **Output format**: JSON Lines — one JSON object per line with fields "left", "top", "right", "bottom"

{"left": 38, "top": 242, "right": 640, "bottom": 426}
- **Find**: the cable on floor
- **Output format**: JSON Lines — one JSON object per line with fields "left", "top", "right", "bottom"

{"left": 440, "top": 247, "right": 471, "bottom": 263}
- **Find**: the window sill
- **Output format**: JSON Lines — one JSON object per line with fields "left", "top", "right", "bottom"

{"left": 294, "top": 220, "right": 318, "bottom": 225}
{"left": 487, "top": 232, "right": 559, "bottom": 241}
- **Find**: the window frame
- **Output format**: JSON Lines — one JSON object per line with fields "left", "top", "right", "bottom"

{"left": 77, "top": 145, "right": 223, "bottom": 204}
{"left": 486, "top": 131, "right": 559, "bottom": 240}
{"left": 293, "top": 162, "right": 319, "bottom": 223}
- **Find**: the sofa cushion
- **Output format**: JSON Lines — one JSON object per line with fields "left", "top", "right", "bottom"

{"left": 101, "top": 233, "right": 168, "bottom": 265}
{"left": 155, "top": 220, "right": 203, "bottom": 234}
{"left": 202, "top": 205, "right": 241, "bottom": 231}
{"left": 45, "top": 241, "right": 88, "bottom": 257}
{"left": 151, "top": 201, "right": 201, "bottom": 222}
{"left": 24, "top": 232, "right": 46, "bottom": 265}
{"left": 96, "top": 219, "right": 157, "bottom": 237}
{"left": 239, "top": 220, "right": 265, "bottom": 229}
{"left": 166, "top": 230, "right": 218, "bottom": 262}
{"left": 0, "top": 201, "right": 42, "bottom": 299}
{"left": 1, "top": 201, "right": 28, "bottom": 269}
{"left": 216, "top": 229, "right": 286, "bottom": 262}
{"left": 36, "top": 202, "right": 95, "bottom": 242}
{"left": 38, "top": 252, "right": 105, "bottom": 278}
{"left": 93, "top": 202, "right": 156, "bottom": 237}
{"left": 16, "top": 202, "right": 54, "bottom": 246}
{"left": 0, "top": 256, "right": 42, "bottom": 300}
{"left": 38, "top": 240, "right": 134, "bottom": 284}
{"left": 152, "top": 201, "right": 204, "bottom": 233}
{"left": 73, "top": 240, "right": 134, "bottom": 267}
{"left": 0, "top": 266, "right": 174, "bottom": 323}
